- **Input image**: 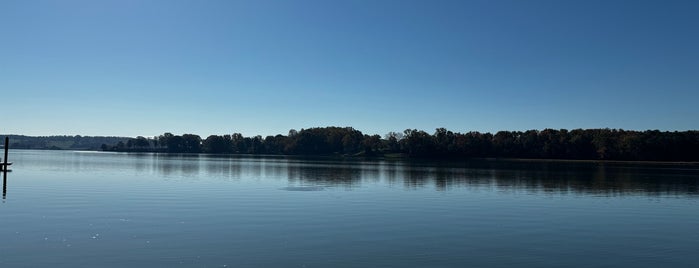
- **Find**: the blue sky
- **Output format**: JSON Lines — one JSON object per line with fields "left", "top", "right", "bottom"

{"left": 1, "top": 0, "right": 697, "bottom": 137}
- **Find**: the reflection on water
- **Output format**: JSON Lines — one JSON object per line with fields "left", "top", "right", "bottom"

{"left": 2, "top": 150, "right": 699, "bottom": 268}
{"left": 281, "top": 186, "right": 325, "bottom": 191}
{"left": 140, "top": 154, "right": 699, "bottom": 196}
{"left": 10, "top": 150, "right": 699, "bottom": 196}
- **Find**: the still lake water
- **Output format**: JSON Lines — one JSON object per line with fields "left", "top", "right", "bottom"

{"left": 1, "top": 150, "right": 698, "bottom": 267}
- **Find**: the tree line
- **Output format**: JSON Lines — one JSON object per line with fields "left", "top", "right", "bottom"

{"left": 2, "top": 135, "right": 129, "bottom": 150}
{"left": 102, "top": 127, "right": 699, "bottom": 161}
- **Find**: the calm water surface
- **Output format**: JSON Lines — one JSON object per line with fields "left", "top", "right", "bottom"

{"left": 1, "top": 150, "right": 698, "bottom": 267}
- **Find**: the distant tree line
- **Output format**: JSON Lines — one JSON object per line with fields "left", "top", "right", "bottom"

{"left": 2, "top": 135, "right": 129, "bottom": 150}
{"left": 101, "top": 127, "right": 699, "bottom": 162}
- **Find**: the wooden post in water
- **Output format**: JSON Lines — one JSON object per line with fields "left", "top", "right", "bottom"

{"left": 3, "top": 137, "right": 8, "bottom": 167}
{"left": 3, "top": 137, "right": 7, "bottom": 171}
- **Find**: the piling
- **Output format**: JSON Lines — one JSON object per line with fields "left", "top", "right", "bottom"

{"left": 2, "top": 137, "right": 7, "bottom": 172}
{"left": 3, "top": 137, "right": 7, "bottom": 167}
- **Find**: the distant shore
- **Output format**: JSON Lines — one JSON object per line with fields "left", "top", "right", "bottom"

{"left": 6, "top": 127, "right": 699, "bottom": 162}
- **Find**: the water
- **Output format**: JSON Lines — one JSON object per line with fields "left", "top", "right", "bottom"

{"left": 1, "top": 150, "right": 698, "bottom": 267}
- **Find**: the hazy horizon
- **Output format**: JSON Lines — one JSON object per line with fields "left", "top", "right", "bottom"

{"left": 2, "top": 0, "right": 698, "bottom": 137}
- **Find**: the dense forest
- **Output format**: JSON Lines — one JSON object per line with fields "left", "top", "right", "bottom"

{"left": 101, "top": 127, "right": 699, "bottom": 162}
{"left": 2, "top": 135, "right": 129, "bottom": 150}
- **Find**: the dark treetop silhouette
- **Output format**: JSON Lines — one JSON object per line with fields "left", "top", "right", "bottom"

{"left": 100, "top": 127, "right": 699, "bottom": 162}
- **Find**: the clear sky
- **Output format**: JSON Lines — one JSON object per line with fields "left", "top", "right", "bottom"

{"left": 1, "top": 0, "right": 697, "bottom": 138}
